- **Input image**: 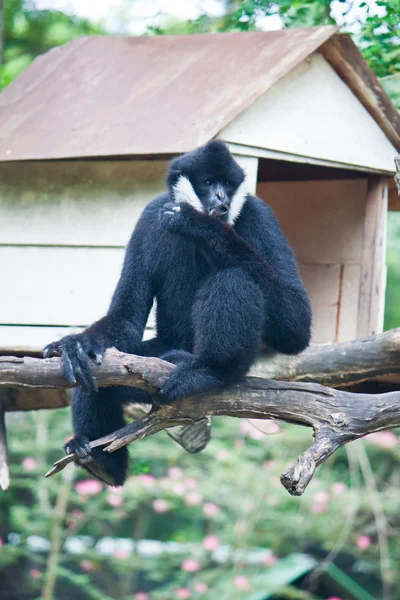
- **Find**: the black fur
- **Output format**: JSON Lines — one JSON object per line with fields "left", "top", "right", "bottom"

{"left": 44, "top": 141, "right": 311, "bottom": 486}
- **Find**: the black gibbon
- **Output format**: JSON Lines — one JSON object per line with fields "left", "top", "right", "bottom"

{"left": 44, "top": 140, "right": 312, "bottom": 486}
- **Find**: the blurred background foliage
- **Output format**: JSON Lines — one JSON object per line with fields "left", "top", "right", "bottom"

{"left": 0, "top": 0, "right": 400, "bottom": 598}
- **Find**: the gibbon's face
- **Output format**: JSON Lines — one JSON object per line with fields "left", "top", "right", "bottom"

{"left": 167, "top": 140, "right": 248, "bottom": 225}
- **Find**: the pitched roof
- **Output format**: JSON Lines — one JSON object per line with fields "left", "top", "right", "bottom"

{"left": 0, "top": 27, "right": 398, "bottom": 161}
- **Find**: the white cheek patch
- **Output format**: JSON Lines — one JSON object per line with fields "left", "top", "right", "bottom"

{"left": 173, "top": 176, "right": 204, "bottom": 213}
{"left": 228, "top": 180, "right": 248, "bottom": 225}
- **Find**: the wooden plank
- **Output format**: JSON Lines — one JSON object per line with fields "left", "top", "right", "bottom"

{"left": 337, "top": 264, "right": 361, "bottom": 342}
{"left": 0, "top": 246, "right": 125, "bottom": 326}
{"left": 299, "top": 263, "right": 341, "bottom": 343}
{"left": 357, "top": 177, "right": 388, "bottom": 337}
{"left": 0, "top": 161, "right": 167, "bottom": 247}
{"left": 0, "top": 324, "right": 157, "bottom": 354}
{"left": 220, "top": 53, "right": 397, "bottom": 173}
{"left": 257, "top": 179, "right": 367, "bottom": 265}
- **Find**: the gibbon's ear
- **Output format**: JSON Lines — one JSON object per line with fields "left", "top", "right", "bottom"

{"left": 172, "top": 175, "right": 204, "bottom": 213}
{"left": 228, "top": 181, "right": 248, "bottom": 225}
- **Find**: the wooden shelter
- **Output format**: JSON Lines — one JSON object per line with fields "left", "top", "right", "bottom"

{"left": 0, "top": 27, "right": 399, "bottom": 355}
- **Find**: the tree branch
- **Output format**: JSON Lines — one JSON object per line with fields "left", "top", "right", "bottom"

{"left": 2, "top": 348, "right": 400, "bottom": 496}
{"left": 4, "top": 328, "right": 400, "bottom": 415}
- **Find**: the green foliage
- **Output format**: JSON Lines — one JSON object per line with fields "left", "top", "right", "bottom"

{"left": 384, "top": 213, "right": 400, "bottom": 329}
{"left": 0, "top": 0, "right": 105, "bottom": 88}
{"left": 357, "top": 0, "right": 400, "bottom": 78}
{"left": 1, "top": 407, "right": 398, "bottom": 598}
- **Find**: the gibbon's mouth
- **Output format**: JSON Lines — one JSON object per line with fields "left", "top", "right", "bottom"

{"left": 208, "top": 205, "right": 229, "bottom": 220}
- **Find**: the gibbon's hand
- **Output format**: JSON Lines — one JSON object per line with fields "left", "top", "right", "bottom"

{"left": 159, "top": 201, "right": 221, "bottom": 236}
{"left": 159, "top": 201, "right": 195, "bottom": 232}
{"left": 43, "top": 332, "right": 106, "bottom": 393}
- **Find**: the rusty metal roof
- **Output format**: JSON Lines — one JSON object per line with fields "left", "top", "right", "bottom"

{"left": 0, "top": 27, "right": 398, "bottom": 161}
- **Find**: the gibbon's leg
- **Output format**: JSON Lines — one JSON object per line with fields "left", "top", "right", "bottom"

{"left": 160, "top": 268, "right": 264, "bottom": 401}
{"left": 67, "top": 337, "right": 173, "bottom": 486}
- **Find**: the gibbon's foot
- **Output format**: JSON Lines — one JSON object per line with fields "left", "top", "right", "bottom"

{"left": 65, "top": 436, "right": 128, "bottom": 487}
{"left": 64, "top": 435, "right": 92, "bottom": 464}
{"left": 160, "top": 349, "right": 195, "bottom": 366}
{"left": 160, "top": 363, "right": 224, "bottom": 402}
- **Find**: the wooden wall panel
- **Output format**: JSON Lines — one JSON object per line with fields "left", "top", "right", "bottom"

{"left": 257, "top": 179, "right": 367, "bottom": 264}
{"left": 0, "top": 161, "right": 167, "bottom": 247}
{"left": 299, "top": 264, "right": 341, "bottom": 343}
{"left": 357, "top": 177, "right": 388, "bottom": 337}
{"left": 0, "top": 246, "right": 125, "bottom": 326}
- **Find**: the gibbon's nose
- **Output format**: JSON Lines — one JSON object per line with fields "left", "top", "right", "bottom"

{"left": 216, "top": 187, "right": 225, "bottom": 200}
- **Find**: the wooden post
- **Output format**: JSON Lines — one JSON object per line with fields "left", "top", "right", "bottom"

{"left": 357, "top": 177, "right": 388, "bottom": 338}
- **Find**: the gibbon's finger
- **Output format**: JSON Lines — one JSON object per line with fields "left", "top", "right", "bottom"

{"left": 43, "top": 341, "right": 61, "bottom": 358}
{"left": 77, "top": 343, "right": 98, "bottom": 392}
{"left": 60, "top": 349, "right": 77, "bottom": 385}
{"left": 72, "top": 361, "right": 97, "bottom": 394}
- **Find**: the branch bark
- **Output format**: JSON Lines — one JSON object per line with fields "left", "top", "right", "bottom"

{"left": 2, "top": 347, "right": 400, "bottom": 496}
{"left": 3, "top": 328, "right": 400, "bottom": 413}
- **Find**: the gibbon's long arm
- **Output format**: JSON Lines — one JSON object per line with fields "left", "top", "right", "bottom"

{"left": 162, "top": 201, "right": 280, "bottom": 286}
{"left": 44, "top": 209, "right": 156, "bottom": 391}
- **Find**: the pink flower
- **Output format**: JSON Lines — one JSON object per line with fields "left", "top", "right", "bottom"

{"left": 311, "top": 490, "right": 329, "bottom": 513}
{"left": 80, "top": 560, "right": 95, "bottom": 572}
{"left": 357, "top": 535, "right": 372, "bottom": 551}
{"left": 311, "top": 502, "right": 328, "bottom": 514}
{"left": 184, "top": 477, "right": 198, "bottom": 489}
{"left": 264, "top": 553, "right": 277, "bottom": 565}
{"left": 185, "top": 491, "right": 203, "bottom": 506}
{"left": 107, "top": 494, "right": 124, "bottom": 507}
{"left": 332, "top": 482, "right": 347, "bottom": 496}
{"left": 181, "top": 559, "right": 201, "bottom": 572}
{"left": 250, "top": 419, "right": 281, "bottom": 434}
{"left": 22, "top": 457, "right": 37, "bottom": 471}
{"left": 174, "top": 588, "right": 191, "bottom": 599}
{"left": 327, "top": 597, "right": 343, "bottom": 600}
{"left": 234, "top": 575, "right": 250, "bottom": 590}
{"left": 30, "top": 569, "right": 41, "bottom": 579}
{"left": 367, "top": 431, "right": 397, "bottom": 448}
{"left": 173, "top": 483, "right": 186, "bottom": 496}
{"left": 240, "top": 420, "right": 264, "bottom": 440}
{"left": 194, "top": 582, "right": 208, "bottom": 593}
{"left": 137, "top": 474, "right": 156, "bottom": 488}
{"left": 203, "top": 502, "right": 220, "bottom": 517}
{"left": 134, "top": 593, "right": 149, "bottom": 600}
{"left": 152, "top": 499, "right": 169, "bottom": 513}
{"left": 75, "top": 479, "right": 102, "bottom": 496}
{"left": 114, "top": 548, "right": 130, "bottom": 559}
{"left": 0, "top": 537, "right": 3, "bottom": 547}
{"left": 168, "top": 467, "right": 184, "bottom": 479}
{"left": 314, "top": 491, "right": 329, "bottom": 503}
{"left": 202, "top": 535, "right": 220, "bottom": 551}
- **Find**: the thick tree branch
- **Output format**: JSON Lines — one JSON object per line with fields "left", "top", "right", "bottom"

{"left": 3, "top": 328, "right": 400, "bottom": 415}
{"left": 2, "top": 348, "right": 400, "bottom": 496}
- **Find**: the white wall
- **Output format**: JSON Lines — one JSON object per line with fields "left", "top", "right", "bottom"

{"left": 220, "top": 53, "right": 396, "bottom": 174}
